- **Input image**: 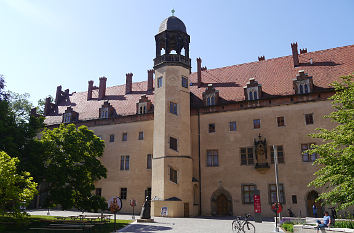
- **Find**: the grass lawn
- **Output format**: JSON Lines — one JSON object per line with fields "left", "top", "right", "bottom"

{"left": 0, "top": 215, "right": 133, "bottom": 233}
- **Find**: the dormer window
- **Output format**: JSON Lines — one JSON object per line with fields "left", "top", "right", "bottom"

{"left": 203, "top": 84, "right": 219, "bottom": 106}
{"left": 99, "top": 101, "right": 115, "bottom": 119}
{"left": 100, "top": 107, "right": 109, "bottom": 118}
{"left": 136, "top": 95, "right": 153, "bottom": 115}
{"left": 138, "top": 103, "right": 147, "bottom": 114}
{"left": 63, "top": 113, "right": 71, "bottom": 123}
{"left": 293, "top": 70, "right": 314, "bottom": 95}
{"left": 62, "top": 107, "right": 78, "bottom": 123}
{"left": 244, "top": 78, "right": 262, "bottom": 101}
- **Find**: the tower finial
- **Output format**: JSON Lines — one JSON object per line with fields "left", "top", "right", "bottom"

{"left": 171, "top": 9, "right": 175, "bottom": 16}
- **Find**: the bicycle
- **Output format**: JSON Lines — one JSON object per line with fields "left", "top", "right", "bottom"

{"left": 232, "top": 214, "right": 256, "bottom": 233}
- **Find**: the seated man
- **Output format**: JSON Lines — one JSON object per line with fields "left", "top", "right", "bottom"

{"left": 316, "top": 211, "right": 331, "bottom": 232}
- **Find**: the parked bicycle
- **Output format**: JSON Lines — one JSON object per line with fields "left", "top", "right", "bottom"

{"left": 232, "top": 214, "right": 255, "bottom": 233}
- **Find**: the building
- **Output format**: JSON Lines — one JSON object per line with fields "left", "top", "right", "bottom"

{"left": 43, "top": 15, "right": 354, "bottom": 218}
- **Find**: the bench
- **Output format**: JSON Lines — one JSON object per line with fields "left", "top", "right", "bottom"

{"left": 29, "top": 227, "right": 83, "bottom": 231}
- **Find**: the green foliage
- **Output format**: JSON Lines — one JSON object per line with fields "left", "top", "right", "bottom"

{"left": 40, "top": 124, "right": 107, "bottom": 211}
{"left": 281, "top": 222, "right": 294, "bottom": 232}
{"left": 308, "top": 75, "right": 354, "bottom": 210}
{"left": 0, "top": 151, "right": 38, "bottom": 216}
{"left": 7, "top": 91, "right": 33, "bottom": 123}
{"left": 36, "top": 95, "right": 53, "bottom": 115}
{"left": 334, "top": 220, "right": 354, "bottom": 229}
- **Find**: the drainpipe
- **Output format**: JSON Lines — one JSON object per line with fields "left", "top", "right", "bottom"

{"left": 198, "top": 109, "right": 202, "bottom": 215}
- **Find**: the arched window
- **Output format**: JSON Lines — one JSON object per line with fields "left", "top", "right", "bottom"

{"left": 254, "top": 91, "right": 258, "bottom": 100}
{"left": 299, "top": 84, "right": 304, "bottom": 94}
{"left": 249, "top": 92, "right": 254, "bottom": 101}
{"left": 304, "top": 84, "right": 309, "bottom": 94}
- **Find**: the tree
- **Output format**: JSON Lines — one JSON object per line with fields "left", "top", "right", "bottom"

{"left": 308, "top": 75, "right": 354, "bottom": 210}
{"left": 40, "top": 124, "right": 107, "bottom": 211}
{"left": 0, "top": 151, "right": 38, "bottom": 216}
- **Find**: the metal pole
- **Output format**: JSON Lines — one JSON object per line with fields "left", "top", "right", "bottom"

{"left": 273, "top": 145, "right": 280, "bottom": 232}
{"left": 114, "top": 213, "right": 116, "bottom": 232}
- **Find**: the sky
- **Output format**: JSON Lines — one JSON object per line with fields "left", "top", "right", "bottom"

{"left": 1, "top": 0, "right": 353, "bottom": 105}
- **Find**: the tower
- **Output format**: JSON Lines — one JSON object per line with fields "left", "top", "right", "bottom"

{"left": 151, "top": 15, "right": 193, "bottom": 217}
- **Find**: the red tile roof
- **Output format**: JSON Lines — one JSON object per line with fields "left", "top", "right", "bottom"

{"left": 44, "top": 44, "right": 354, "bottom": 125}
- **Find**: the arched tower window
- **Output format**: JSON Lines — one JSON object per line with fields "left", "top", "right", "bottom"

{"left": 244, "top": 78, "right": 262, "bottom": 101}
{"left": 293, "top": 70, "right": 314, "bottom": 95}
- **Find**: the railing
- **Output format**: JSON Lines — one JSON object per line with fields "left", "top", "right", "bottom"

{"left": 154, "top": 54, "right": 191, "bottom": 67}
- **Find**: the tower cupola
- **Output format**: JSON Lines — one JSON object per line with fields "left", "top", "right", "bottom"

{"left": 154, "top": 14, "right": 191, "bottom": 70}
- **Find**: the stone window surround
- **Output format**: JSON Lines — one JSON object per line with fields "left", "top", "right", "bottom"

{"left": 305, "top": 113, "right": 314, "bottom": 125}
{"left": 270, "top": 145, "right": 285, "bottom": 164}
{"left": 120, "top": 155, "right": 130, "bottom": 171}
{"left": 241, "top": 184, "right": 257, "bottom": 204}
{"left": 240, "top": 147, "right": 254, "bottom": 166}
{"left": 157, "top": 76, "right": 163, "bottom": 88}
{"left": 269, "top": 183, "right": 285, "bottom": 204}
{"left": 206, "top": 150, "right": 219, "bottom": 167}
{"left": 120, "top": 187, "right": 127, "bottom": 200}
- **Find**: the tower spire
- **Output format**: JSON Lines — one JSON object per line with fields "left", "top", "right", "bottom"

{"left": 171, "top": 8, "right": 175, "bottom": 16}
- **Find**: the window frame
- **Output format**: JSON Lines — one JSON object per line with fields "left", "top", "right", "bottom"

{"left": 242, "top": 184, "right": 257, "bottom": 204}
{"left": 208, "top": 123, "right": 216, "bottom": 133}
{"left": 95, "top": 188, "right": 102, "bottom": 196}
{"left": 120, "top": 187, "right": 127, "bottom": 200}
{"left": 122, "top": 132, "right": 128, "bottom": 141}
{"left": 157, "top": 77, "right": 163, "bottom": 88}
{"left": 109, "top": 134, "right": 115, "bottom": 142}
{"left": 277, "top": 116, "right": 285, "bottom": 127}
{"left": 138, "top": 131, "right": 144, "bottom": 140}
{"left": 169, "top": 137, "right": 178, "bottom": 151}
{"left": 120, "top": 155, "right": 130, "bottom": 171}
{"left": 206, "top": 150, "right": 219, "bottom": 167}
{"left": 240, "top": 147, "right": 254, "bottom": 165}
{"left": 301, "top": 143, "right": 317, "bottom": 162}
{"left": 269, "top": 184, "right": 285, "bottom": 204}
{"left": 181, "top": 76, "right": 188, "bottom": 88}
{"left": 100, "top": 107, "right": 109, "bottom": 119}
{"left": 147, "top": 154, "right": 152, "bottom": 169}
{"left": 169, "top": 102, "right": 178, "bottom": 115}
{"left": 305, "top": 113, "right": 314, "bottom": 125}
{"left": 229, "top": 121, "right": 237, "bottom": 131}
{"left": 253, "top": 119, "right": 261, "bottom": 129}
{"left": 270, "top": 145, "right": 284, "bottom": 164}
{"left": 169, "top": 167, "right": 178, "bottom": 184}
{"left": 63, "top": 113, "right": 72, "bottom": 123}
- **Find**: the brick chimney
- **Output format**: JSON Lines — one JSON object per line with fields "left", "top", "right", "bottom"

{"left": 147, "top": 69, "right": 154, "bottom": 91}
{"left": 44, "top": 97, "right": 52, "bottom": 116}
{"left": 291, "top": 42, "right": 299, "bottom": 67}
{"left": 55, "top": 85, "right": 62, "bottom": 105}
{"left": 258, "top": 56, "right": 265, "bottom": 61}
{"left": 197, "top": 57, "right": 202, "bottom": 88}
{"left": 98, "top": 77, "right": 107, "bottom": 100}
{"left": 300, "top": 48, "right": 308, "bottom": 54}
{"left": 87, "top": 80, "right": 94, "bottom": 100}
{"left": 125, "top": 73, "right": 133, "bottom": 94}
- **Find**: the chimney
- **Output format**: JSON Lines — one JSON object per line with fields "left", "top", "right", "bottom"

{"left": 147, "top": 69, "right": 154, "bottom": 91}
{"left": 87, "top": 80, "right": 94, "bottom": 100}
{"left": 55, "top": 85, "right": 62, "bottom": 105}
{"left": 197, "top": 57, "right": 202, "bottom": 88}
{"left": 291, "top": 42, "right": 299, "bottom": 67}
{"left": 258, "top": 56, "right": 265, "bottom": 61}
{"left": 201, "top": 66, "right": 207, "bottom": 71}
{"left": 30, "top": 107, "right": 37, "bottom": 116}
{"left": 300, "top": 48, "right": 308, "bottom": 54}
{"left": 98, "top": 76, "right": 107, "bottom": 100}
{"left": 125, "top": 73, "right": 133, "bottom": 94}
{"left": 44, "top": 97, "right": 51, "bottom": 116}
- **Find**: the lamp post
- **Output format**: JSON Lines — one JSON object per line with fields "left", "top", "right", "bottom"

{"left": 273, "top": 145, "right": 281, "bottom": 232}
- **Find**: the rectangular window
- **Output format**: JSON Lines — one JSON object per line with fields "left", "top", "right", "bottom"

{"left": 277, "top": 116, "right": 285, "bottom": 127}
{"left": 170, "top": 137, "right": 178, "bottom": 151}
{"left": 169, "top": 102, "right": 178, "bottom": 115}
{"left": 120, "top": 188, "right": 127, "bottom": 200}
{"left": 169, "top": 167, "right": 178, "bottom": 184}
{"left": 100, "top": 107, "right": 109, "bottom": 118}
{"left": 208, "top": 123, "right": 215, "bottom": 133}
{"left": 253, "top": 119, "right": 260, "bottom": 129}
{"left": 206, "top": 96, "right": 215, "bottom": 106}
{"left": 269, "top": 184, "right": 285, "bottom": 204}
{"left": 229, "top": 121, "right": 237, "bottom": 131}
{"left": 270, "top": 145, "right": 284, "bottom": 163}
{"left": 292, "top": 195, "right": 297, "bottom": 204}
{"left": 157, "top": 77, "right": 163, "bottom": 88}
{"left": 206, "top": 150, "right": 219, "bottom": 167}
{"left": 138, "top": 131, "right": 144, "bottom": 140}
{"left": 301, "top": 143, "right": 317, "bottom": 162}
{"left": 122, "top": 132, "right": 127, "bottom": 141}
{"left": 63, "top": 113, "right": 71, "bottom": 123}
{"left": 125, "top": 155, "right": 130, "bottom": 170}
{"left": 305, "top": 113, "right": 314, "bottom": 125}
{"left": 120, "top": 156, "right": 125, "bottom": 170}
{"left": 109, "top": 134, "right": 115, "bottom": 142}
{"left": 147, "top": 154, "right": 152, "bottom": 169}
{"left": 182, "top": 76, "right": 188, "bottom": 88}
{"left": 120, "top": 155, "right": 130, "bottom": 170}
{"left": 242, "top": 184, "right": 256, "bottom": 204}
{"left": 95, "top": 188, "right": 102, "bottom": 196}
{"left": 240, "top": 147, "right": 254, "bottom": 165}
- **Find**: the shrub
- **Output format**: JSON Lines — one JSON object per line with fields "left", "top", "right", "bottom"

{"left": 281, "top": 223, "right": 294, "bottom": 232}
{"left": 334, "top": 220, "right": 354, "bottom": 229}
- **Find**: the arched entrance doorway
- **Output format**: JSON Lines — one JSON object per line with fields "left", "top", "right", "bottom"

{"left": 307, "top": 190, "right": 322, "bottom": 217}
{"left": 211, "top": 188, "right": 233, "bottom": 216}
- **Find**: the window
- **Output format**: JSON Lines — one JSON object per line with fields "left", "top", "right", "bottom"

{"left": 182, "top": 76, "right": 188, "bottom": 88}
{"left": 147, "top": 154, "right": 152, "bottom": 169}
{"left": 270, "top": 146, "right": 284, "bottom": 163}
{"left": 169, "top": 102, "right": 178, "bottom": 115}
{"left": 138, "top": 131, "right": 144, "bottom": 140}
{"left": 242, "top": 184, "right": 256, "bottom": 204}
{"left": 292, "top": 195, "right": 297, "bottom": 204}
{"left": 169, "top": 167, "right": 178, "bottom": 184}
{"left": 305, "top": 113, "right": 314, "bottom": 125}
{"left": 138, "top": 103, "right": 147, "bottom": 114}
{"left": 100, "top": 107, "right": 109, "bottom": 118}
{"left": 206, "top": 96, "right": 216, "bottom": 106}
{"left": 208, "top": 123, "right": 215, "bottom": 133}
{"left": 145, "top": 187, "right": 151, "bottom": 200}
{"left": 109, "top": 134, "right": 115, "bottom": 142}
{"left": 95, "top": 188, "right": 102, "bottom": 196}
{"left": 269, "top": 184, "right": 285, "bottom": 204}
{"left": 301, "top": 143, "right": 317, "bottom": 162}
{"left": 229, "top": 121, "right": 237, "bottom": 131}
{"left": 170, "top": 137, "right": 178, "bottom": 151}
{"left": 157, "top": 77, "right": 163, "bottom": 88}
{"left": 122, "top": 132, "right": 127, "bottom": 141}
{"left": 277, "top": 116, "right": 285, "bottom": 127}
{"left": 253, "top": 119, "right": 260, "bottom": 129}
{"left": 120, "top": 188, "right": 127, "bottom": 200}
{"left": 63, "top": 113, "right": 71, "bottom": 123}
{"left": 120, "top": 155, "right": 130, "bottom": 170}
{"left": 206, "top": 150, "right": 219, "bottom": 167}
{"left": 240, "top": 147, "right": 254, "bottom": 165}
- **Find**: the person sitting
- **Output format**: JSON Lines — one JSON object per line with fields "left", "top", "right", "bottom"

{"left": 316, "top": 211, "right": 331, "bottom": 232}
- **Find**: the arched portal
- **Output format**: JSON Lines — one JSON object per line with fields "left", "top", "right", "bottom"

{"left": 306, "top": 190, "right": 322, "bottom": 217}
{"left": 211, "top": 188, "right": 233, "bottom": 216}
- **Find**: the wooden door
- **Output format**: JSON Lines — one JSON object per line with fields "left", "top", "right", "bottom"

{"left": 184, "top": 202, "right": 189, "bottom": 217}
{"left": 216, "top": 194, "right": 228, "bottom": 216}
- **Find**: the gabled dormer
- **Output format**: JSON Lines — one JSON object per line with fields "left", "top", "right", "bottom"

{"left": 136, "top": 95, "right": 153, "bottom": 114}
{"left": 202, "top": 84, "right": 219, "bottom": 106}
{"left": 99, "top": 101, "right": 115, "bottom": 119}
{"left": 293, "top": 70, "right": 314, "bottom": 94}
{"left": 62, "top": 107, "right": 79, "bottom": 123}
{"left": 244, "top": 78, "right": 262, "bottom": 101}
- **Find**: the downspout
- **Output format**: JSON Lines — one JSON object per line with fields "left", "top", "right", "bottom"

{"left": 198, "top": 109, "right": 202, "bottom": 215}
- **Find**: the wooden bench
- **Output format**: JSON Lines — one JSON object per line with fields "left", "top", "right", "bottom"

{"left": 29, "top": 227, "right": 83, "bottom": 231}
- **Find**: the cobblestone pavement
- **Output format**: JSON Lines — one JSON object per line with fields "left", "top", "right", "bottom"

{"left": 119, "top": 217, "right": 283, "bottom": 233}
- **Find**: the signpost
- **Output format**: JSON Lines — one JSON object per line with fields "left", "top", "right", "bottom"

{"left": 109, "top": 196, "right": 122, "bottom": 232}
{"left": 253, "top": 190, "right": 262, "bottom": 223}
{"left": 161, "top": 207, "right": 168, "bottom": 217}
{"left": 130, "top": 200, "right": 136, "bottom": 219}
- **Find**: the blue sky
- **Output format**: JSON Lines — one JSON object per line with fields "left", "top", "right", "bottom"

{"left": 1, "top": 0, "right": 353, "bottom": 104}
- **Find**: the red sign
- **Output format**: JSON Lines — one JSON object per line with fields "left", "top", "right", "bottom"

{"left": 253, "top": 194, "right": 261, "bottom": 213}
{"left": 130, "top": 200, "right": 136, "bottom": 207}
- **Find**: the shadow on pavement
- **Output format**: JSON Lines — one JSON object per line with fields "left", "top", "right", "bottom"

{"left": 121, "top": 224, "right": 172, "bottom": 232}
